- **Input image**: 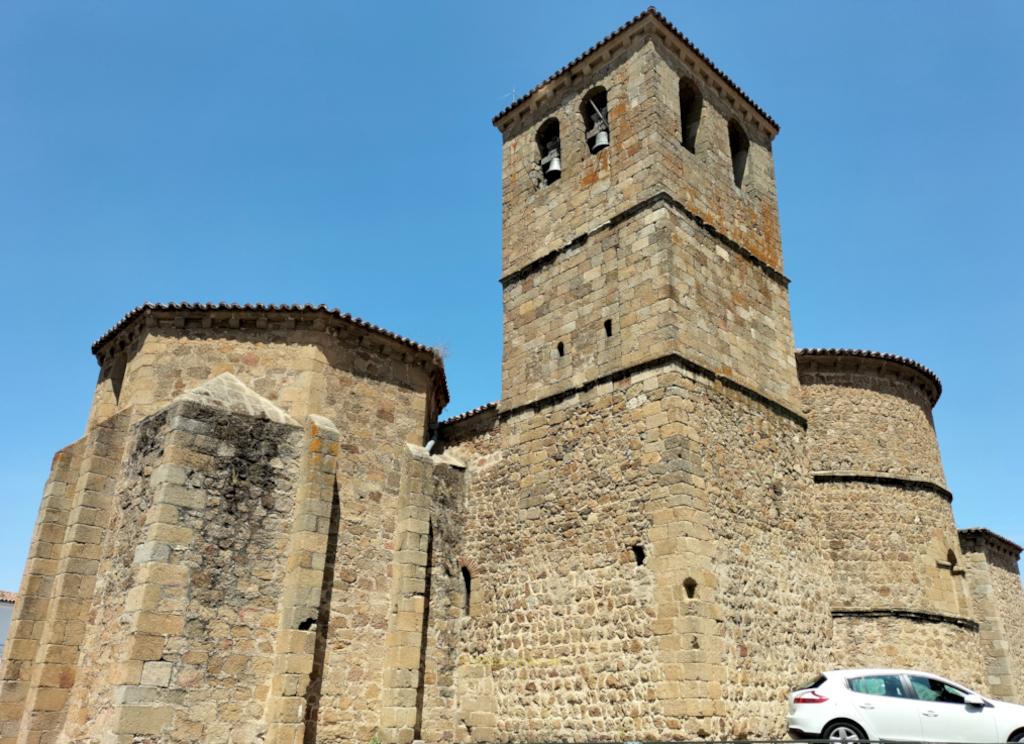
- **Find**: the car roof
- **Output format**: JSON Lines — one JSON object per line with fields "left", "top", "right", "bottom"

{"left": 823, "top": 669, "right": 974, "bottom": 689}
{"left": 825, "top": 668, "right": 921, "bottom": 677}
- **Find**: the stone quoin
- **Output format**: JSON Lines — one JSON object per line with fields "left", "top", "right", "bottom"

{"left": 1, "top": 8, "right": 1022, "bottom": 744}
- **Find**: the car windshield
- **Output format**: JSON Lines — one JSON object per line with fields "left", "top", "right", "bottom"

{"left": 909, "top": 675, "right": 970, "bottom": 704}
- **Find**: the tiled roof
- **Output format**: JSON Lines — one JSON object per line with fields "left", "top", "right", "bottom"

{"left": 91, "top": 303, "right": 441, "bottom": 358}
{"left": 440, "top": 401, "right": 498, "bottom": 426}
{"left": 0, "top": 591, "right": 15, "bottom": 604}
{"left": 493, "top": 6, "right": 778, "bottom": 132}
{"left": 960, "top": 528, "right": 1023, "bottom": 555}
{"left": 796, "top": 348, "right": 942, "bottom": 405}
{"left": 91, "top": 302, "right": 450, "bottom": 410}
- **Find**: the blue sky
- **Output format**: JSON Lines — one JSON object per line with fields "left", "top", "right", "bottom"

{"left": 0, "top": 2, "right": 1021, "bottom": 592}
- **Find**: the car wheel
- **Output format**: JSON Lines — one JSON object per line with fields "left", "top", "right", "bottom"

{"left": 822, "top": 721, "right": 868, "bottom": 743}
{"left": 1009, "top": 731, "right": 1024, "bottom": 743}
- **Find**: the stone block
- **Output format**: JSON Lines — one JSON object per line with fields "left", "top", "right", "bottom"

{"left": 113, "top": 705, "right": 173, "bottom": 735}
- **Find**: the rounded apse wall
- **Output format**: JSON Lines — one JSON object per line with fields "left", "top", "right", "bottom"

{"left": 798, "top": 349, "right": 981, "bottom": 684}
{"left": 797, "top": 348, "right": 944, "bottom": 485}
{"left": 797, "top": 349, "right": 968, "bottom": 619}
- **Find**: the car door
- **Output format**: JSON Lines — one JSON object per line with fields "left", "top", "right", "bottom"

{"left": 908, "top": 674, "right": 999, "bottom": 743}
{"left": 845, "top": 674, "right": 923, "bottom": 741}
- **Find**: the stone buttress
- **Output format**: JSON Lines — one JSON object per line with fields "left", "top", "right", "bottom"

{"left": 959, "top": 529, "right": 1024, "bottom": 703}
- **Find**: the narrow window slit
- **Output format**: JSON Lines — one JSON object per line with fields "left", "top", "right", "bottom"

{"left": 461, "top": 565, "right": 472, "bottom": 616}
{"left": 728, "top": 121, "right": 749, "bottom": 188}
{"left": 679, "top": 79, "right": 702, "bottom": 153}
{"left": 604, "top": 319, "right": 613, "bottom": 337}
{"left": 556, "top": 341, "right": 565, "bottom": 357}
{"left": 683, "top": 577, "right": 697, "bottom": 599}
{"left": 631, "top": 544, "right": 646, "bottom": 566}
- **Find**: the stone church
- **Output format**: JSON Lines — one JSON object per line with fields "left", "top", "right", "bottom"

{"left": 2, "top": 8, "right": 1021, "bottom": 744}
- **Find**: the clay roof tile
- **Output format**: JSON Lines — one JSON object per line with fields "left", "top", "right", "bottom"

{"left": 959, "top": 527, "right": 1023, "bottom": 555}
{"left": 440, "top": 401, "right": 499, "bottom": 426}
{"left": 796, "top": 347, "right": 942, "bottom": 406}
{"left": 493, "top": 6, "right": 778, "bottom": 132}
{"left": 91, "top": 302, "right": 449, "bottom": 406}
{"left": 92, "top": 302, "right": 439, "bottom": 357}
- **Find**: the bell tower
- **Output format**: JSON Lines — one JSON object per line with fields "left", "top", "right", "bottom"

{"left": 494, "top": 8, "right": 797, "bottom": 416}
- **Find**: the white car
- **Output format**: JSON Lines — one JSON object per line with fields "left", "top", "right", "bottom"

{"left": 788, "top": 668, "right": 1024, "bottom": 743}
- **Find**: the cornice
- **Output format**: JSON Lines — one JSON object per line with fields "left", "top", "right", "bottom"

{"left": 797, "top": 348, "right": 942, "bottom": 407}
{"left": 493, "top": 7, "right": 778, "bottom": 136}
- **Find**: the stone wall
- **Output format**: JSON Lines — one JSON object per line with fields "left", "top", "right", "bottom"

{"left": 960, "top": 530, "right": 1024, "bottom": 703}
{"left": 799, "top": 351, "right": 984, "bottom": 698}
{"left": 831, "top": 616, "right": 985, "bottom": 692}
{"left": 798, "top": 355, "right": 944, "bottom": 485}
{"left": 700, "top": 389, "right": 832, "bottom": 737}
{"left": 992, "top": 554, "right": 1024, "bottom": 701}
{"left": 80, "top": 306, "right": 446, "bottom": 742}
{"left": 814, "top": 481, "right": 967, "bottom": 616}
{"left": 1, "top": 303, "right": 448, "bottom": 744}
{"left": 377, "top": 445, "right": 467, "bottom": 744}
{"left": 501, "top": 202, "right": 800, "bottom": 413}
{"left": 440, "top": 363, "right": 831, "bottom": 742}
{"left": 0, "top": 438, "right": 82, "bottom": 743}
{"left": 496, "top": 30, "right": 780, "bottom": 279}
{"left": 59, "top": 407, "right": 175, "bottom": 741}
{"left": 89, "top": 306, "right": 445, "bottom": 435}
{"left": 799, "top": 354, "right": 963, "bottom": 620}
{"left": 0, "top": 409, "right": 133, "bottom": 744}
{"left": 46, "top": 377, "right": 318, "bottom": 742}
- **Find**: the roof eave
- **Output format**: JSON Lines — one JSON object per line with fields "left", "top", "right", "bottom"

{"left": 492, "top": 8, "right": 779, "bottom": 137}
{"left": 90, "top": 303, "right": 450, "bottom": 412}
{"left": 796, "top": 347, "right": 943, "bottom": 408}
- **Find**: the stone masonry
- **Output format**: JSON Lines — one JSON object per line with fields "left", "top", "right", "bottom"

{"left": 2, "top": 7, "right": 1022, "bottom": 744}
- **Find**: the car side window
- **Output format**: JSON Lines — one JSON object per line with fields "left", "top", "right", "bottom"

{"left": 848, "top": 675, "right": 908, "bottom": 698}
{"left": 909, "top": 676, "right": 969, "bottom": 704}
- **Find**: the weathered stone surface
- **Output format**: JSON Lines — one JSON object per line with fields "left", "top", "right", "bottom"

{"left": 831, "top": 615, "right": 985, "bottom": 691}
{"left": 798, "top": 356, "right": 946, "bottom": 486}
{"left": 798, "top": 352, "right": 991, "bottom": 691}
{"left": 960, "top": 530, "right": 1024, "bottom": 701}
{"left": 178, "top": 372, "right": 298, "bottom": 425}
{"left": 441, "top": 367, "right": 831, "bottom": 740}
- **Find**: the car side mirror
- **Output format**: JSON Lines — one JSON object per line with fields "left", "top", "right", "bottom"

{"left": 964, "top": 694, "right": 986, "bottom": 707}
